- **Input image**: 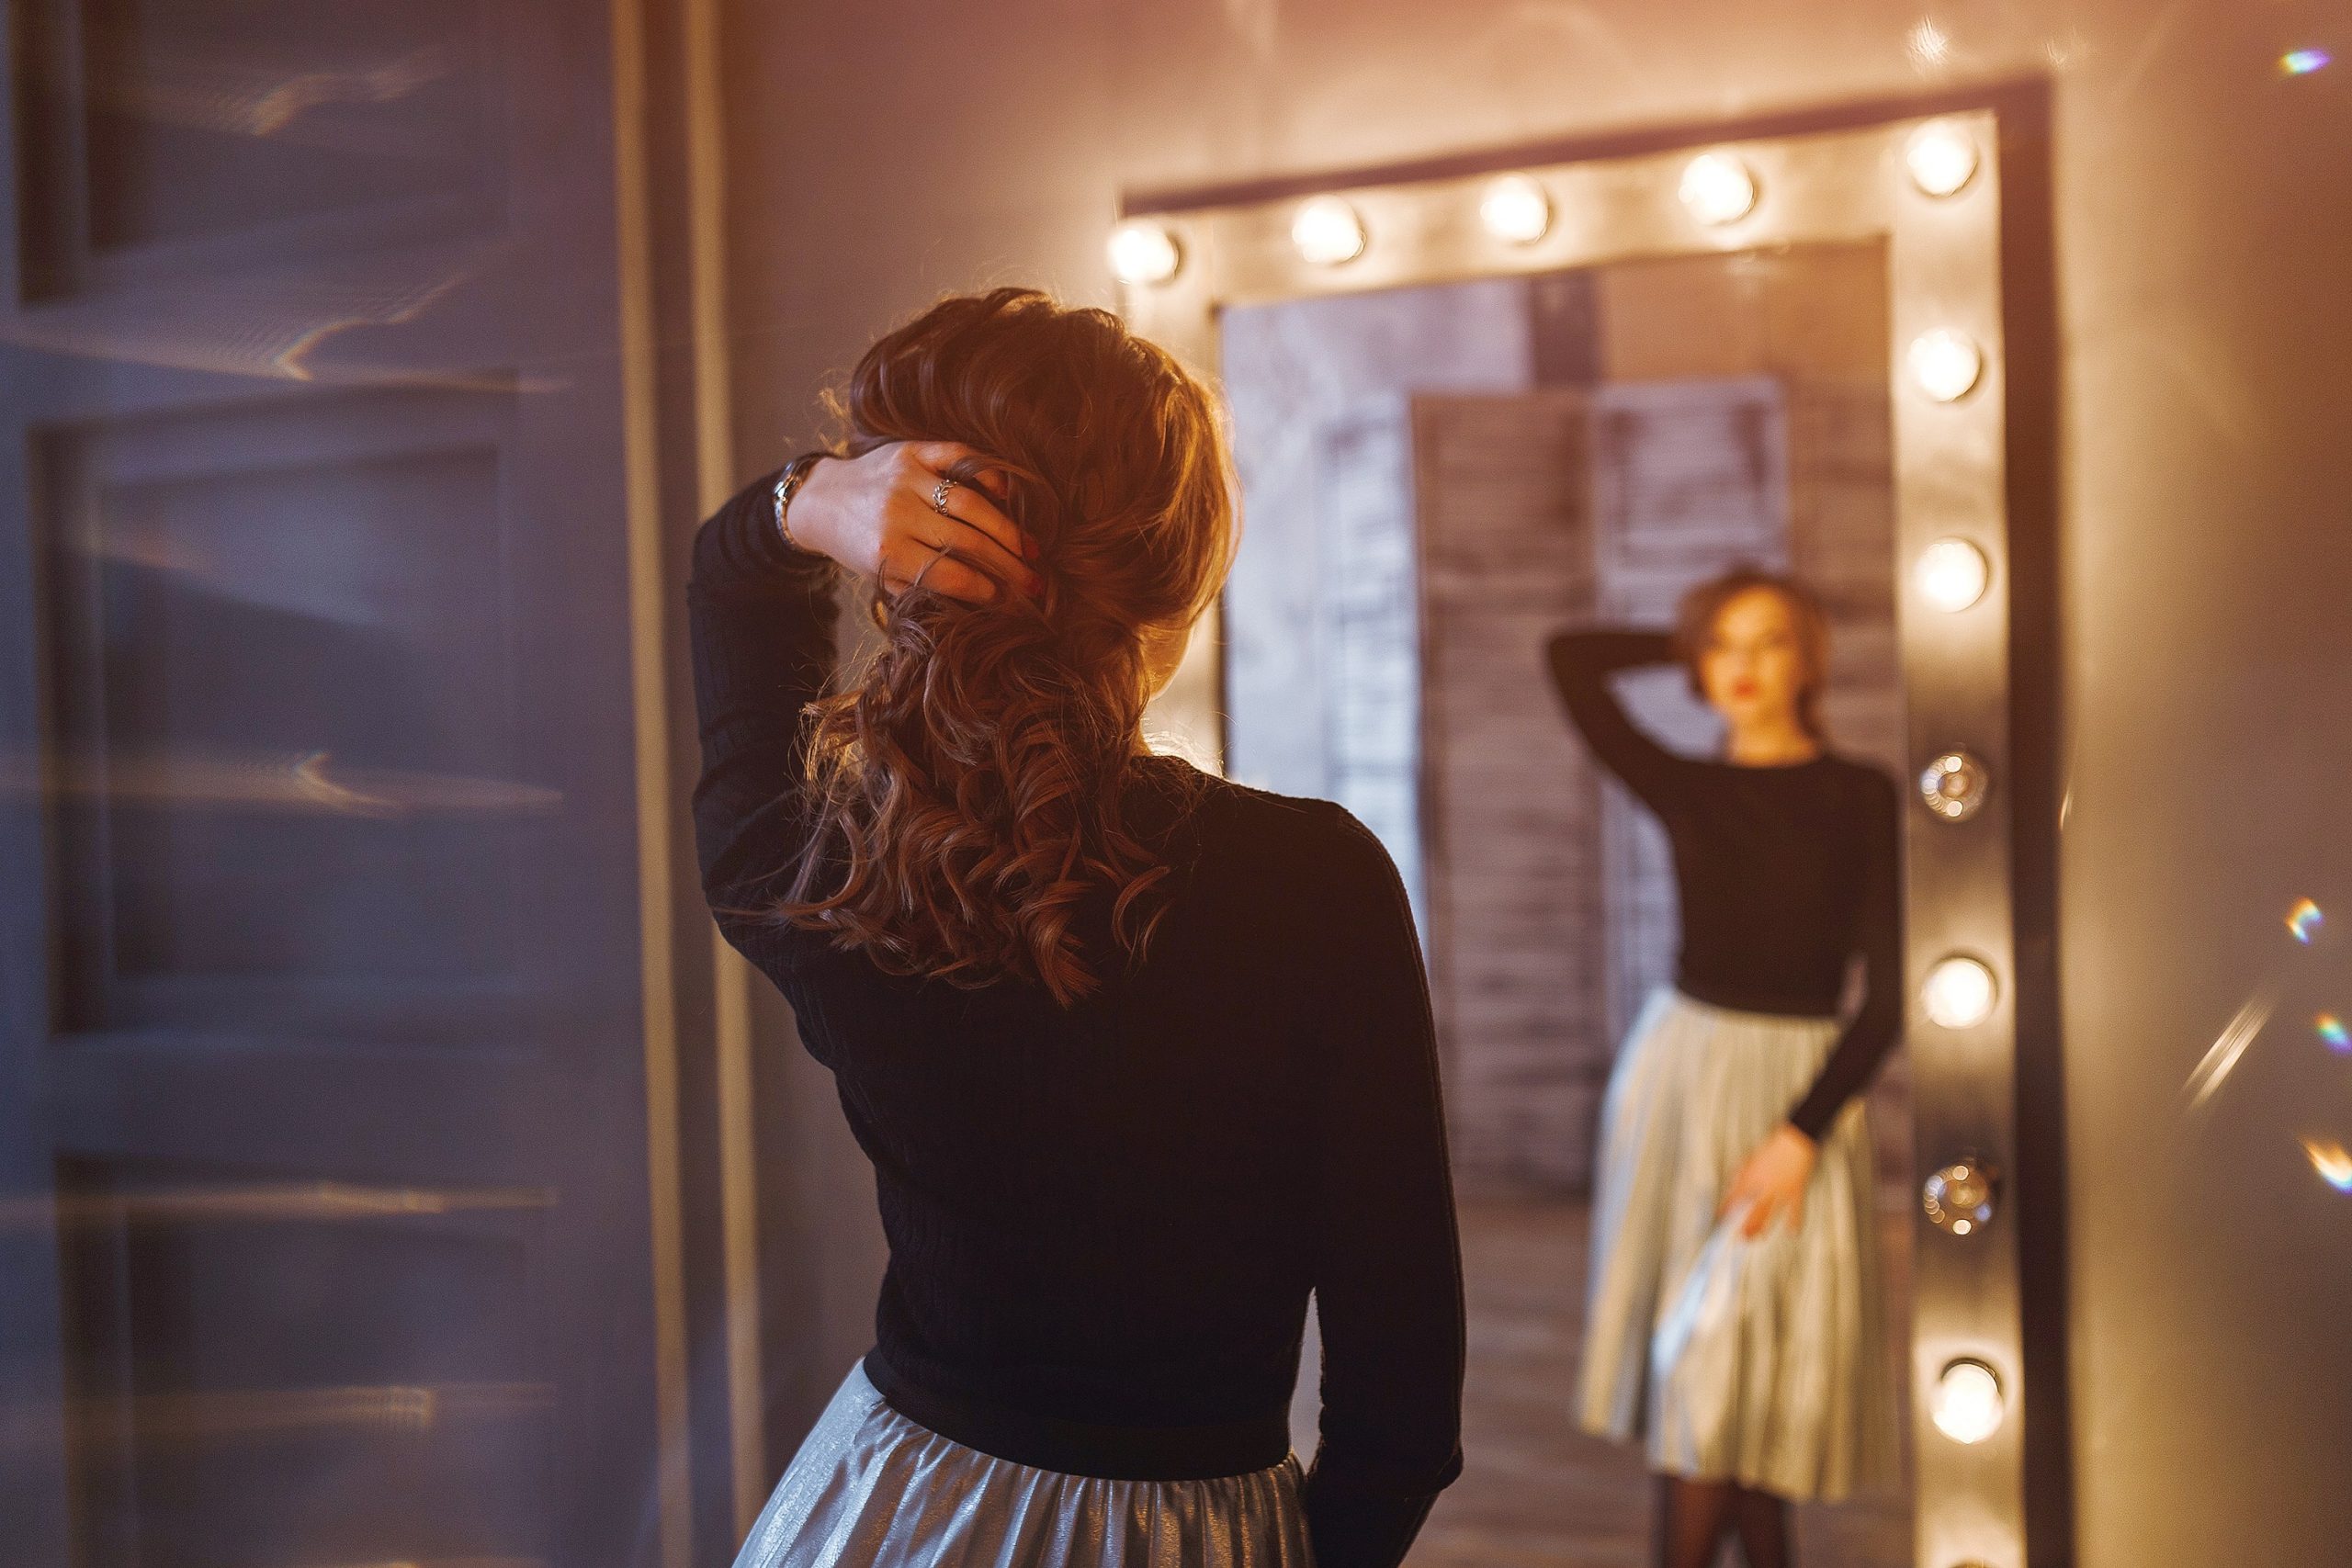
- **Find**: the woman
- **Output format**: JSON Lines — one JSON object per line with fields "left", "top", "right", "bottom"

{"left": 692, "top": 288, "right": 1464, "bottom": 1568}
{"left": 1546, "top": 574, "right": 1902, "bottom": 1568}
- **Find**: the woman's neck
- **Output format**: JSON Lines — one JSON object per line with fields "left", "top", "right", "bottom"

{"left": 1724, "top": 720, "right": 1821, "bottom": 768}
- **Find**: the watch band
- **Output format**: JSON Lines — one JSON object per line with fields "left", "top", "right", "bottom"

{"left": 771, "top": 452, "right": 827, "bottom": 554}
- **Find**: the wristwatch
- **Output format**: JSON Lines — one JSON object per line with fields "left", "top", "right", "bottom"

{"left": 771, "top": 452, "right": 827, "bottom": 553}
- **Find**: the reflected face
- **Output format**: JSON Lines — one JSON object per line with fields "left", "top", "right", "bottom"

{"left": 1696, "top": 587, "right": 1813, "bottom": 731}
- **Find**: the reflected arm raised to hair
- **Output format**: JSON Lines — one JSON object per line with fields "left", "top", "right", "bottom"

{"left": 1544, "top": 627, "right": 1688, "bottom": 807}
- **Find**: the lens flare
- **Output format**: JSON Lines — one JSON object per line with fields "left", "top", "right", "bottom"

{"left": 2301, "top": 1137, "right": 2352, "bottom": 1192}
{"left": 2321, "top": 1015, "right": 2351, "bottom": 1053}
{"left": 2182, "top": 988, "right": 2276, "bottom": 1113}
{"left": 1906, "top": 18, "right": 1953, "bottom": 70}
{"left": 2282, "top": 49, "right": 2332, "bottom": 75}
{"left": 2288, "top": 897, "right": 2324, "bottom": 943}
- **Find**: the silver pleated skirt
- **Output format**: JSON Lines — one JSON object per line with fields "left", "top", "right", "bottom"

{"left": 1577, "top": 988, "right": 1898, "bottom": 1501}
{"left": 732, "top": 1364, "right": 1316, "bottom": 1568}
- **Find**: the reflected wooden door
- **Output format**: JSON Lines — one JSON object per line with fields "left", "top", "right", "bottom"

{"left": 1, "top": 4, "right": 674, "bottom": 1566}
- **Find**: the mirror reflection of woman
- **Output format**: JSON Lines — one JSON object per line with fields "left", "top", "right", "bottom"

{"left": 1546, "top": 574, "right": 1903, "bottom": 1568}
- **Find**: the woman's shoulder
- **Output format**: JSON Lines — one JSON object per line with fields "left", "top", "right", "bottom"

{"left": 1136, "top": 755, "right": 1401, "bottom": 884}
{"left": 1817, "top": 751, "right": 1902, "bottom": 813}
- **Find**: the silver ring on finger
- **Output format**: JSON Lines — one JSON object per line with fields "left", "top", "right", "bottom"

{"left": 932, "top": 477, "right": 961, "bottom": 515}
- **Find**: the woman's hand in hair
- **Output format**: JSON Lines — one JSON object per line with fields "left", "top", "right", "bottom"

{"left": 789, "top": 441, "right": 1039, "bottom": 602}
{"left": 1722, "top": 1122, "right": 1819, "bottom": 1238}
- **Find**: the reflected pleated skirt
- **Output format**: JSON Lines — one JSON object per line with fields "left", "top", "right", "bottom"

{"left": 731, "top": 1364, "right": 1316, "bottom": 1568}
{"left": 1576, "top": 988, "right": 1898, "bottom": 1502}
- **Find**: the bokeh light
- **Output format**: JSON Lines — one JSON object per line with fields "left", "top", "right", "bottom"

{"left": 1107, "top": 220, "right": 1182, "bottom": 286}
{"left": 1923, "top": 954, "right": 1998, "bottom": 1029}
{"left": 1908, "top": 327, "right": 1985, "bottom": 400}
{"left": 2282, "top": 49, "right": 2332, "bottom": 76}
{"left": 1904, "top": 120, "right": 1980, "bottom": 197}
{"left": 1916, "top": 537, "right": 1991, "bottom": 612}
{"left": 1292, "top": 196, "right": 1368, "bottom": 266}
{"left": 1678, "top": 152, "right": 1758, "bottom": 226}
{"left": 2301, "top": 1137, "right": 2352, "bottom": 1192}
{"left": 2320, "top": 1014, "right": 2350, "bottom": 1053}
{"left": 2288, "top": 897, "right": 2324, "bottom": 943}
{"left": 1479, "top": 174, "right": 1554, "bottom": 244}
{"left": 1930, "top": 1359, "right": 2004, "bottom": 1443}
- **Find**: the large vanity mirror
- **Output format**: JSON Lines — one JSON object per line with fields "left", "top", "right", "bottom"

{"left": 1125, "top": 114, "right": 2036, "bottom": 1568}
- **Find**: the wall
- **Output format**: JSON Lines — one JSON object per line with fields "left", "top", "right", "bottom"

{"left": 718, "top": 4, "right": 2352, "bottom": 1562}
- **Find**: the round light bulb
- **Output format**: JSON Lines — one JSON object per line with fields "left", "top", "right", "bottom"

{"left": 1479, "top": 173, "right": 1553, "bottom": 244}
{"left": 1905, "top": 120, "right": 1981, "bottom": 197}
{"left": 1915, "top": 537, "right": 1990, "bottom": 612}
{"left": 1678, "top": 152, "right": 1758, "bottom": 226}
{"left": 1292, "top": 196, "right": 1367, "bottom": 266}
{"left": 1106, "top": 220, "right": 1182, "bottom": 286}
{"left": 1908, "top": 327, "right": 1984, "bottom": 400}
{"left": 1922, "top": 955, "right": 1998, "bottom": 1030}
{"left": 1930, "top": 1359, "right": 2005, "bottom": 1444}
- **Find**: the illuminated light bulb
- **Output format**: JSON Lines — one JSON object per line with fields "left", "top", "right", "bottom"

{"left": 1106, "top": 220, "right": 1182, "bottom": 286}
{"left": 1292, "top": 196, "right": 1367, "bottom": 266}
{"left": 2288, "top": 897, "right": 2324, "bottom": 944}
{"left": 1915, "top": 537, "right": 1990, "bottom": 612}
{"left": 1930, "top": 1359, "right": 2004, "bottom": 1444}
{"left": 2282, "top": 49, "right": 2332, "bottom": 76}
{"left": 1479, "top": 174, "right": 1553, "bottom": 244}
{"left": 2319, "top": 1014, "right": 2349, "bottom": 1053}
{"left": 1908, "top": 327, "right": 1984, "bottom": 400}
{"left": 1678, "top": 152, "right": 1758, "bottom": 226}
{"left": 1905, "top": 120, "right": 1980, "bottom": 197}
{"left": 1922, "top": 955, "right": 1997, "bottom": 1030}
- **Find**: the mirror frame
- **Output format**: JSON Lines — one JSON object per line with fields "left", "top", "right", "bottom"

{"left": 1120, "top": 111, "right": 2036, "bottom": 1568}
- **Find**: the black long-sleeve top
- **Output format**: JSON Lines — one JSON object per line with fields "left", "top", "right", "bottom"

{"left": 689, "top": 473, "right": 1464, "bottom": 1568}
{"left": 1544, "top": 630, "right": 1903, "bottom": 1140}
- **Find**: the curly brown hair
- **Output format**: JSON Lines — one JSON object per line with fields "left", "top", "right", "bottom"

{"left": 770, "top": 288, "right": 1237, "bottom": 1006}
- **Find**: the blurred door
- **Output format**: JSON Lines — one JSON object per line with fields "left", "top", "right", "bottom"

{"left": 2, "top": 6, "right": 676, "bottom": 1566}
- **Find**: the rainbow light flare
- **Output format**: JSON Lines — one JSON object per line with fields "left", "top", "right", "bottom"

{"left": 2288, "top": 897, "right": 2324, "bottom": 943}
{"left": 2322, "top": 1014, "right": 2351, "bottom": 1054}
{"left": 2282, "top": 49, "right": 2333, "bottom": 76}
{"left": 2301, "top": 1137, "right": 2352, "bottom": 1192}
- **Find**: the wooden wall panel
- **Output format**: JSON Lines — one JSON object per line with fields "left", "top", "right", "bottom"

{"left": 1415, "top": 390, "right": 1600, "bottom": 1189}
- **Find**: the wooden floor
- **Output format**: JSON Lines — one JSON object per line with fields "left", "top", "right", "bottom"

{"left": 1314, "top": 1193, "right": 1917, "bottom": 1568}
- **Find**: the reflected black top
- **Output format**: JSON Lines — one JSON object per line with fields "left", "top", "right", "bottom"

{"left": 1544, "top": 630, "right": 1903, "bottom": 1140}
{"left": 689, "top": 473, "right": 1464, "bottom": 1568}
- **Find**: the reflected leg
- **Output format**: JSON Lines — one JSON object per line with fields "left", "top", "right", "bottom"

{"left": 1657, "top": 1474, "right": 1736, "bottom": 1568}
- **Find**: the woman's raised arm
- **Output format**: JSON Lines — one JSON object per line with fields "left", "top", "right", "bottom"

{"left": 1544, "top": 627, "right": 1688, "bottom": 809}
{"left": 687, "top": 443, "right": 1034, "bottom": 914}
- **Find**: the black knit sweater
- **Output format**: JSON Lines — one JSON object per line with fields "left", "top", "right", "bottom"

{"left": 1545, "top": 630, "right": 1904, "bottom": 1139}
{"left": 689, "top": 473, "right": 1465, "bottom": 1568}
